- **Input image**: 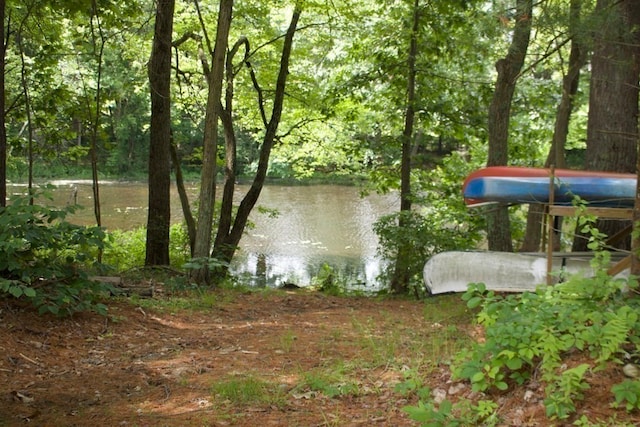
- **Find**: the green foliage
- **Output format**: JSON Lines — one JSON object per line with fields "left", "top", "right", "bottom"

{"left": 0, "top": 191, "right": 112, "bottom": 315}
{"left": 544, "top": 363, "right": 591, "bottom": 420}
{"left": 103, "top": 227, "right": 146, "bottom": 270}
{"left": 211, "top": 375, "right": 285, "bottom": 406}
{"left": 182, "top": 257, "right": 230, "bottom": 272}
{"left": 297, "top": 368, "right": 360, "bottom": 398}
{"left": 403, "top": 394, "right": 499, "bottom": 427}
{"left": 453, "top": 255, "right": 640, "bottom": 421}
{"left": 612, "top": 379, "right": 640, "bottom": 412}
{"left": 313, "top": 263, "right": 344, "bottom": 295}
{"left": 394, "top": 368, "right": 431, "bottom": 400}
{"left": 103, "top": 223, "right": 192, "bottom": 271}
{"left": 374, "top": 155, "right": 484, "bottom": 294}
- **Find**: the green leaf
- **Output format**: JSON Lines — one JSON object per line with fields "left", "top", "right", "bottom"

{"left": 471, "top": 372, "right": 485, "bottom": 383}
{"left": 9, "top": 286, "right": 23, "bottom": 298}
{"left": 467, "top": 296, "right": 482, "bottom": 309}
{"left": 495, "top": 381, "right": 509, "bottom": 391}
{"left": 506, "top": 357, "right": 523, "bottom": 370}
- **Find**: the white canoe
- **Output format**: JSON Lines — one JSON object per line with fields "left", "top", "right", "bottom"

{"left": 424, "top": 251, "right": 627, "bottom": 294}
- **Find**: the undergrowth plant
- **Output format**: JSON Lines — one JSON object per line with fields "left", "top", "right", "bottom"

{"left": 104, "top": 223, "right": 191, "bottom": 271}
{"left": 448, "top": 251, "right": 640, "bottom": 423}
{"left": 405, "top": 218, "right": 640, "bottom": 425}
{"left": 0, "top": 191, "right": 113, "bottom": 315}
{"left": 211, "top": 375, "right": 285, "bottom": 407}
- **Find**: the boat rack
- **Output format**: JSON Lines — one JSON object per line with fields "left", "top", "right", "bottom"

{"left": 544, "top": 168, "right": 633, "bottom": 285}
{"left": 545, "top": 206, "right": 633, "bottom": 283}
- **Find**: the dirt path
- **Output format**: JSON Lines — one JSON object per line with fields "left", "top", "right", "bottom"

{"left": 2, "top": 289, "right": 638, "bottom": 426}
{"left": 1, "top": 290, "right": 467, "bottom": 426}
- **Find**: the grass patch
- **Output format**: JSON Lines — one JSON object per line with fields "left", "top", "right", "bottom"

{"left": 296, "top": 365, "right": 361, "bottom": 398}
{"left": 211, "top": 375, "right": 286, "bottom": 407}
{"left": 350, "top": 315, "right": 407, "bottom": 366}
{"left": 423, "top": 293, "right": 476, "bottom": 324}
{"left": 127, "top": 288, "right": 222, "bottom": 312}
{"left": 278, "top": 329, "right": 297, "bottom": 353}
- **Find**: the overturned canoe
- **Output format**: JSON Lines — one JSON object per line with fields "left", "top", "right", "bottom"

{"left": 423, "top": 251, "right": 627, "bottom": 294}
{"left": 463, "top": 166, "right": 636, "bottom": 208}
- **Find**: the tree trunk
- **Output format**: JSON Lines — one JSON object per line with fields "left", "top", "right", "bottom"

{"left": 170, "top": 142, "right": 196, "bottom": 254}
{"left": 18, "top": 35, "right": 34, "bottom": 204}
{"left": 212, "top": 37, "right": 247, "bottom": 260}
{"left": 0, "top": 0, "right": 5, "bottom": 207}
{"left": 486, "top": 0, "right": 533, "bottom": 252}
{"left": 191, "top": 0, "right": 233, "bottom": 285}
{"left": 89, "top": 1, "right": 105, "bottom": 229}
{"left": 145, "top": 0, "right": 175, "bottom": 266}
{"left": 573, "top": 0, "right": 640, "bottom": 252}
{"left": 520, "top": 0, "right": 586, "bottom": 252}
{"left": 211, "top": 9, "right": 301, "bottom": 272}
{"left": 390, "top": 0, "right": 419, "bottom": 295}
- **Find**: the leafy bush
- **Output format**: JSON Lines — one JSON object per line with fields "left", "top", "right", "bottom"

{"left": 0, "top": 191, "right": 113, "bottom": 315}
{"left": 402, "top": 392, "right": 499, "bottom": 427}
{"left": 103, "top": 223, "right": 192, "bottom": 271}
{"left": 403, "top": 247, "right": 640, "bottom": 425}
{"left": 374, "top": 155, "right": 484, "bottom": 294}
{"left": 452, "top": 251, "right": 640, "bottom": 421}
{"left": 103, "top": 227, "right": 147, "bottom": 270}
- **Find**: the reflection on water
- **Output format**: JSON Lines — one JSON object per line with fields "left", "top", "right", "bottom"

{"left": 231, "top": 185, "right": 398, "bottom": 290}
{"left": 8, "top": 181, "right": 399, "bottom": 290}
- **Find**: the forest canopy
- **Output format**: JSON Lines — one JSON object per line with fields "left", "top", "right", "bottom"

{"left": 1, "top": 0, "right": 639, "bottom": 290}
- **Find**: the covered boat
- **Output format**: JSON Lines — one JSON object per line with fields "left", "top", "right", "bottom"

{"left": 424, "top": 251, "right": 628, "bottom": 294}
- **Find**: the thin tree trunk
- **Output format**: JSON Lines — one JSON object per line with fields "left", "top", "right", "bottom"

{"left": 170, "top": 142, "right": 196, "bottom": 254}
{"left": 211, "top": 9, "right": 301, "bottom": 271}
{"left": 191, "top": 0, "right": 233, "bottom": 285}
{"left": 146, "top": 0, "right": 175, "bottom": 266}
{"left": 212, "top": 37, "right": 247, "bottom": 255}
{"left": 18, "top": 35, "right": 34, "bottom": 204}
{"left": 486, "top": 0, "right": 533, "bottom": 252}
{"left": 390, "top": 0, "right": 419, "bottom": 295}
{"left": 0, "top": 0, "right": 5, "bottom": 207}
{"left": 88, "top": 1, "right": 105, "bottom": 229}
{"left": 520, "top": 0, "right": 586, "bottom": 252}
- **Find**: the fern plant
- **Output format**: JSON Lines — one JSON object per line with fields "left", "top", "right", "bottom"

{"left": 544, "top": 363, "right": 591, "bottom": 419}
{"left": 452, "top": 258, "right": 640, "bottom": 421}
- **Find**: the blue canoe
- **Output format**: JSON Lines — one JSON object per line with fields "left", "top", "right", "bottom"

{"left": 463, "top": 166, "right": 636, "bottom": 207}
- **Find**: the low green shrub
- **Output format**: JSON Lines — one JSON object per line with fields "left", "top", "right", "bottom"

{"left": 0, "top": 191, "right": 113, "bottom": 315}
{"left": 405, "top": 243, "right": 640, "bottom": 425}
{"left": 103, "top": 223, "right": 192, "bottom": 271}
{"left": 452, "top": 252, "right": 640, "bottom": 422}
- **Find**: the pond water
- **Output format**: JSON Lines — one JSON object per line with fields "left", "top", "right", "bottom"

{"left": 8, "top": 181, "right": 399, "bottom": 290}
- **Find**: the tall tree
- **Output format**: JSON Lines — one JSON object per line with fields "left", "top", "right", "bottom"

{"left": 486, "top": 0, "right": 533, "bottom": 252}
{"left": 145, "top": 0, "right": 175, "bottom": 266}
{"left": 211, "top": 6, "right": 302, "bottom": 273}
{"left": 573, "top": 0, "right": 640, "bottom": 252}
{"left": 191, "top": 0, "right": 233, "bottom": 285}
{"left": 389, "top": 0, "right": 419, "bottom": 294}
{"left": 85, "top": 1, "right": 107, "bottom": 227}
{"left": 0, "top": 0, "right": 6, "bottom": 207}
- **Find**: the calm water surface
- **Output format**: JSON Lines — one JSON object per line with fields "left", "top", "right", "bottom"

{"left": 8, "top": 181, "right": 399, "bottom": 290}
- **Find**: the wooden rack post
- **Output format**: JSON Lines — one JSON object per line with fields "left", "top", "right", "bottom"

{"left": 546, "top": 167, "right": 555, "bottom": 285}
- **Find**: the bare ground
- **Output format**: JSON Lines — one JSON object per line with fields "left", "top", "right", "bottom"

{"left": 0, "top": 289, "right": 638, "bottom": 426}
